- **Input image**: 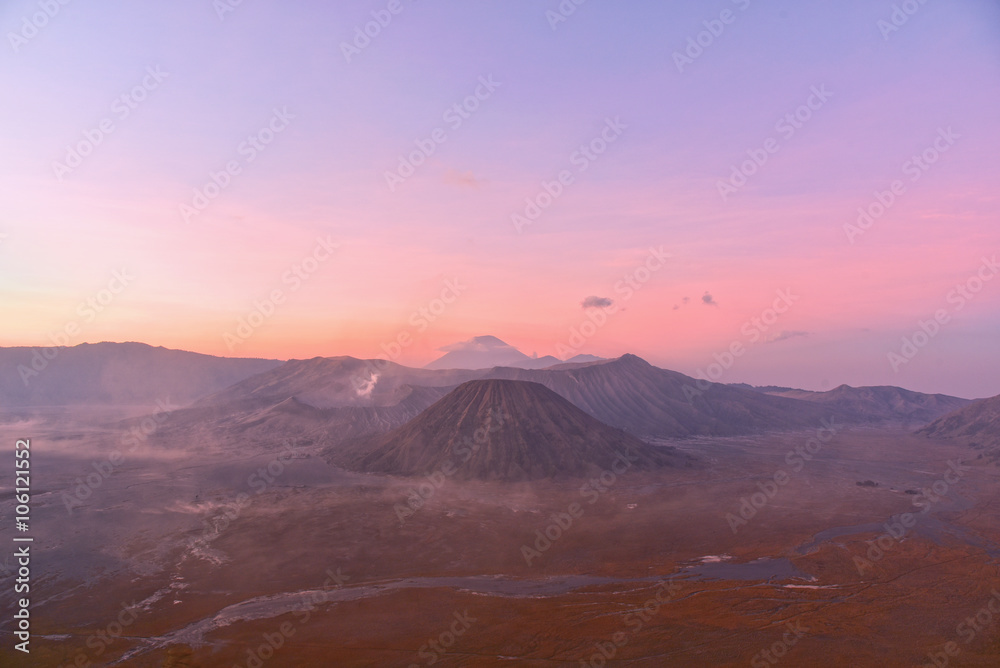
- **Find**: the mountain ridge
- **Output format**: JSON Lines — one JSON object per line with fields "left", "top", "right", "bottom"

{"left": 0, "top": 341, "right": 280, "bottom": 407}
{"left": 917, "top": 394, "right": 1000, "bottom": 445}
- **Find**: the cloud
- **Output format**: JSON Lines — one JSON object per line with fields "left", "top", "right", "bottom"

{"left": 766, "top": 330, "right": 809, "bottom": 344}
{"left": 581, "top": 296, "right": 614, "bottom": 309}
{"left": 682, "top": 297, "right": 690, "bottom": 304}
{"left": 444, "top": 169, "right": 483, "bottom": 188}
{"left": 701, "top": 292, "right": 718, "bottom": 306}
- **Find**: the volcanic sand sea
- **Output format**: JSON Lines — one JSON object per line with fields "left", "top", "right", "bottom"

{"left": 1, "top": 412, "right": 999, "bottom": 667}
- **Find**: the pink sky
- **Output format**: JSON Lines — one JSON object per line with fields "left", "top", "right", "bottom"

{"left": 2, "top": 0, "right": 999, "bottom": 398}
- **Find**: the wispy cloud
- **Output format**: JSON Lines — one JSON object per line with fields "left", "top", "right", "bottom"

{"left": 766, "top": 330, "right": 809, "bottom": 344}
{"left": 582, "top": 296, "right": 613, "bottom": 309}
{"left": 444, "top": 169, "right": 483, "bottom": 189}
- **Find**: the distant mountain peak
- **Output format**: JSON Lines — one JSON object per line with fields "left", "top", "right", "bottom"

{"left": 437, "top": 335, "right": 514, "bottom": 353}
{"left": 469, "top": 334, "right": 508, "bottom": 345}
{"left": 426, "top": 336, "right": 604, "bottom": 371}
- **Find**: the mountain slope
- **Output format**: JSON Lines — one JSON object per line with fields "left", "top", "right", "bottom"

{"left": 331, "top": 379, "right": 684, "bottom": 481}
{"left": 196, "top": 356, "right": 481, "bottom": 409}
{"left": 917, "top": 395, "right": 1000, "bottom": 445}
{"left": 158, "top": 383, "right": 451, "bottom": 452}
{"left": 481, "top": 354, "right": 842, "bottom": 438}
{"left": 760, "top": 384, "right": 970, "bottom": 424}
{"left": 0, "top": 342, "right": 280, "bottom": 407}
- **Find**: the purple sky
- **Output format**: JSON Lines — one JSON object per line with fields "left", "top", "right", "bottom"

{"left": 2, "top": 0, "right": 999, "bottom": 398}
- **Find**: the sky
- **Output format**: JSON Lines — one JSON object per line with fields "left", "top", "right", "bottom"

{"left": 2, "top": 0, "right": 999, "bottom": 398}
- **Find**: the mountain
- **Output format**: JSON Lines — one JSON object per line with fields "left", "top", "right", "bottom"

{"left": 191, "top": 353, "right": 856, "bottom": 448}
{"left": 106, "top": 347, "right": 970, "bottom": 457}
{"left": 196, "top": 356, "right": 480, "bottom": 409}
{"left": 158, "top": 384, "right": 452, "bottom": 452}
{"left": 566, "top": 354, "right": 605, "bottom": 364}
{"left": 424, "top": 335, "right": 602, "bottom": 370}
{"left": 481, "top": 354, "right": 843, "bottom": 438}
{"left": 917, "top": 394, "right": 1000, "bottom": 446}
{"left": 330, "top": 379, "right": 685, "bottom": 481}
{"left": 0, "top": 342, "right": 280, "bottom": 407}
{"left": 759, "top": 384, "right": 970, "bottom": 425}
{"left": 152, "top": 357, "right": 481, "bottom": 451}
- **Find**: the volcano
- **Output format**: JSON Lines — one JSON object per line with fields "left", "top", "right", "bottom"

{"left": 330, "top": 379, "right": 684, "bottom": 481}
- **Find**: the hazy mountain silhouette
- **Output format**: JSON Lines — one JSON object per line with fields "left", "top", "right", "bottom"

{"left": 0, "top": 342, "right": 279, "bottom": 407}
{"left": 425, "top": 335, "right": 603, "bottom": 370}
{"left": 760, "top": 384, "right": 970, "bottom": 425}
